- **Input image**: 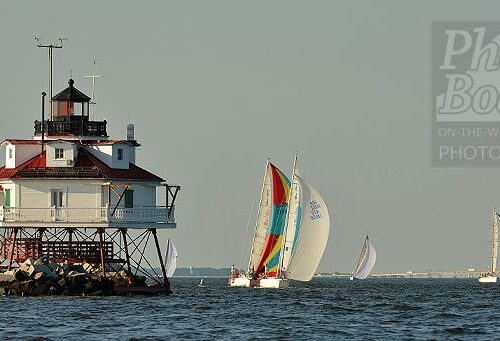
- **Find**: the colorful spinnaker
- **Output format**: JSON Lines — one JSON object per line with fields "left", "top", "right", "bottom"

{"left": 249, "top": 162, "right": 291, "bottom": 278}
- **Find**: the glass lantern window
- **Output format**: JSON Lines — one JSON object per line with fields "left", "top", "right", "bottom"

{"left": 53, "top": 101, "right": 89, "bottom": 117}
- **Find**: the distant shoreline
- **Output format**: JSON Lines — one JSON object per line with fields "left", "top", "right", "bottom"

{"left": 173, "top": 268, "right": 483, "bottom": 279}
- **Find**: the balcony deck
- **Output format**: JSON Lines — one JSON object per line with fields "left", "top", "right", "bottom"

{"left": 0, "top": 206, "right": 175, "bottom": 229}
{"left": 34, "top": 119, "right": 107, "bottom": 137}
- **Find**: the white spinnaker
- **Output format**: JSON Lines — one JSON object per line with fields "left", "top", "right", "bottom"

{"left": 353, "top": 237, "right": 376, "bottom": 280}
{"left": 286, "top": 176, "right": 330, "bottom": 281}
{"left": 165, "top": 239, "right": 178, "bottom": 278}
{"left": 248, "top": 163, "right": 272, "bottom": 272}
{"left": 492, "top": 211, "right": 498, "bottom": 273}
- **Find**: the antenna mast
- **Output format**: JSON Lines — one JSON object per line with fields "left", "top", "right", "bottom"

{"left": 84, "top": 61, "right": 102, "bottom": 120}
{"left": 36, "top": 37, "right": 65, "bottom": 120}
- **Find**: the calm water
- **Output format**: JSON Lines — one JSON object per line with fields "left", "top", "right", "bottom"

{"left": 0, "top": 277, "right": 499, "bottom": 340}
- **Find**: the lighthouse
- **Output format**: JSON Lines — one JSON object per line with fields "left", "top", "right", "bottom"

{"left": 0, "top": 75, "right": 179, "bottom": 295}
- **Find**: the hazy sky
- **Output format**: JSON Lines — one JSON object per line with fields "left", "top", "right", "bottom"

{"left": 1, "top": 1, "right": 500, "bottom": 274}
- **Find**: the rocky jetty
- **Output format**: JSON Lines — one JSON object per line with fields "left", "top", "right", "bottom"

{"left": 0, "top": 256, "right": 150, "bottom": 296}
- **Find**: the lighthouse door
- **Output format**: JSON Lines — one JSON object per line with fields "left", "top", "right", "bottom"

{"left": 4, "top": 189, "right": 10, "bottom": 207}
{"left": 51, "top": 190, "right": 64, "bottom": 221}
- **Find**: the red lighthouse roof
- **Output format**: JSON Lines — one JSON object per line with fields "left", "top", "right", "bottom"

{"left": 1, "top": 139, "right": 42, "bottom": 145}
{"left": 0, "top": 148, "right": 164, "bottom": 182}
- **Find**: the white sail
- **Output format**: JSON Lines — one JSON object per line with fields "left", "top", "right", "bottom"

{"left": 492, "top": 210, "right": 498, "bottom": 274}
{"left": 285, "top": 176, "right": 330, "bottom": 281}
{"left": 279, "top": 155, "right": 300, "bottom": 273}
{"left": 165, "top": 239, "right": 178, "bottom": 278}
{"left": 248, "top": 162, "right": 272, "bottom": 273}
{"left": 352, "top": 236, "right": 376, "bottom": 280}
{"left": 280, "top": 172, "right": 300, "bottom": 272}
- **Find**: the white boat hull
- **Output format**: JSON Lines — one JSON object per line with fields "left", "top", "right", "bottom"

{"left": 229, "top": 277, "right": 252, "bottom": 287}
{"left": 260, "top": 278, "right": 288, "bottom": 288}
{"left": 228, "top": 277, "right": 288, "bottom": 288}
{"left": 479, "top": 276, "right": 497, "bottom": 283}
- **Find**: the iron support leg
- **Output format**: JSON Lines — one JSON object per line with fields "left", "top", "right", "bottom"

{"left": 98, "top": 227, "right": 106, "bottom": 278}
{"left": 68, "top": 228, "right": 73, "bottom": 261}
{"left": 120, "top": 228, "right": 132, "bottom": 275}
{"left": 7, "top": 228, "right": 18, "bottom": 271}
{"left": 151, "top": 228, "right": 170, "bottom": 293}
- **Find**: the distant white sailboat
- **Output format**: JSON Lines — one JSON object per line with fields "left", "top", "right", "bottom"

{"left": 165, "top": 239, "right": 178, "bottom": 278}
{"left": 479, "top": 210, "right": 498, "bottom": 283}
{"left": 349, "top": 236, "right": 376, "bottom": 280}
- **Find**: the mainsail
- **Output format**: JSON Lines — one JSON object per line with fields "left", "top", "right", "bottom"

{"left": 248, "top": 162, "right": 291, "bottom": 278}
{"left": 491, "top": 210, "right": 498, "bottom": 274}
{"left": 285, "top": 176, "right": 330, "bottom": 281}
{"left": 248, "top": 161, "right": 272, "bottom": 274}
{"left": 352, "top": 236, "right": 376, "bottom": 280}
{"left": 165, "top": 239, "right": 178, "bottom": 278}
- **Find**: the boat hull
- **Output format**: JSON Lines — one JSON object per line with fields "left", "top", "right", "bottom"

{"left": 479, "top": 276, "right": 497, "bottom": 283}
{"left": 260, "top": 278, "right": 288, "bottom": 288}
{"left": 228, "top": 277, "right": 288, "bottom": 288}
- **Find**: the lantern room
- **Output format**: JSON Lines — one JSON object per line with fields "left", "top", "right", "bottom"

{"left": 34, "top": 78, "right": 107, "bottom": 138}
{"left": 51, "top": 79, "right": 91, "bottom": 120}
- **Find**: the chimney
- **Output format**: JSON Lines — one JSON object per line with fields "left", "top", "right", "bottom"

{"left": 127, "top": 124, "right": 135, "bottom": 141}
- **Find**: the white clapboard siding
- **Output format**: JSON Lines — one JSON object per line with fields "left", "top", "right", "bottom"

{"left": 66, "top": 184, "right": 100, "bottom": 208}
{"left": 137, "top": 185, "right": 156, "bottom": 207}
{"left": 17, "top": 181, "right": 156, "bottom": 209}
{"left": 19, "top": 182, "right": 101, "bottom": 208}
{"left": 102, "top": 184, "right": 156, "bottom": 208}
{"left": 20, "top": 184, "right": 49, "bottom": 208}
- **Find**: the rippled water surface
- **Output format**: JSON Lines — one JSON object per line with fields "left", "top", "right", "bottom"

{"left": 0, "top": 277, "right": 499, "bottom": 340}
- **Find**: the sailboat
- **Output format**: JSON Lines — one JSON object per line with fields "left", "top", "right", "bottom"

{"left": 349, "top": 236, "right": 376, "bottom": 280}
{"left": 478, "top": 209, "right": 498, "bottom": 283}
{"left": 164, "top": 239, "right": 178, "bottom": 278}
{"left": 229, "top": 155, "right": 330, "bottom": 288}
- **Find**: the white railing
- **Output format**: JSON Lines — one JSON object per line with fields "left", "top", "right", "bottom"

{"left": 0, "top": 205, "right": 175, "bottom": 224}
{"left": 110, "top": 206, "right": 175, "bottom": 224}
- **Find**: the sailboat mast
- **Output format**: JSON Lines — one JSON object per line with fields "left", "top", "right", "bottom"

{"left": 278, "top": 152, "right": 298, "bottom": 278}
{"left": 247, "top": 159, "right": 271, "bottom": 273}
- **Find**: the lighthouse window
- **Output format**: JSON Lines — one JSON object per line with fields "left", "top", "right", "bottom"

{"left": 55, "top": 148, "right": 64, "bottom": 159}
{"left": 8, "top": 148, "right": 12, "bottom": 160}
{"left": 117, "top": 148, "right": 124, "bottom": 161}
